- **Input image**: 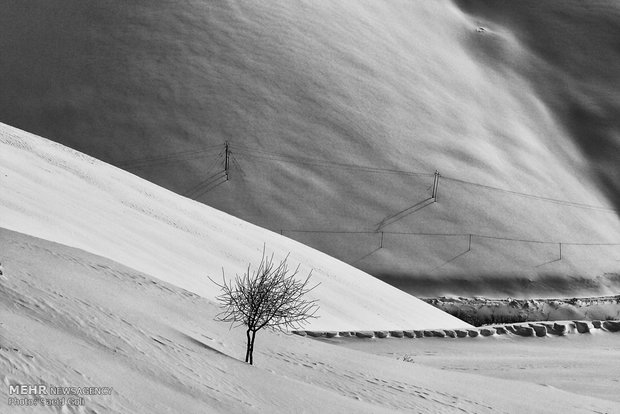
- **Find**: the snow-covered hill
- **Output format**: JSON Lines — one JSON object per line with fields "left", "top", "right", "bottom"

{"left": 3, "top": 228, "right": 618, "bottom": 413}
{"left": 1, "top": 0, "right": 619, "bottom": 297}
{"left": 0, "top": 122, "right": 470, "bottom": 331}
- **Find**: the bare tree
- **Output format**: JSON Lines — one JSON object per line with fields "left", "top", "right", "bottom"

{"left": 209, "top": 248, "right": 320, "bottom": 365}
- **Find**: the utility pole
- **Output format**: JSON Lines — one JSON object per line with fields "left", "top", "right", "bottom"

{"left": 432, "top": 170, "right": 440, "bottom": 201}
{"left": 224, "top": 141, "right": 230, "bottom": 180}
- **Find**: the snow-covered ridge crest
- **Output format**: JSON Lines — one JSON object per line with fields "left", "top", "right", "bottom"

{"left": 0, "top": 122, "right": 470, "bottom": 330}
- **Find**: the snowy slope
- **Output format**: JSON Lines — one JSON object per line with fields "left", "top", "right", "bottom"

{"left": 0, "top": 122, "right": 470, "bottom": 331}
{"left": 1, "top": 0, "right": 619, "bottom": 297}
{"left": 2, "top": 228, "right": 618, "bottom": 414}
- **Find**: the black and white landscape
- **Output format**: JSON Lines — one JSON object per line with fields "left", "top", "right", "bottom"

{"left": 1, "top": 1, "right": 620, "bottom": 413}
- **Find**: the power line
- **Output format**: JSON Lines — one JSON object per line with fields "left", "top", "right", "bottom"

{"left": 279, "top": 228, "right": 620, "bottom": 247}
{"left": 185, "top": 169, "right": 227, "bottom": 199}
{"left": 114, "top": 140, "right": 618, "bottom": 217}
{"left": 187, "top": 172, "right": 228, "bottom": 199}
{"left": 110, "top": 140, "right": 619, "bottom": 259}
{"left": 233, "top": 151, "right": 433, "bottom": 177}
{"left": 230, "top": 154, "right": 246, "bottom": 178}
{"left": 469, "top": 233, "right": 558, "bottom": 245}
{"left": 183, "top": 152, "right": 227, "bottom": 199}
{"left": 230, "top": 144, "right": 433, "bottom": 178}
{"left": 231, "top": 143, "right": 617, "bottom": 213}
{"left": 280, "top": 228, "right": 620, "bottom": 269}
{"left": 442, "top": 176, "right": 617, "bottom": 213}
{"left": 281, "top": 229, "right": 378, "bottom": 235}
{"left": 376, "top": 197, "right": 435, "bottom": 230}
{"left": 117, "top": 145, "right": 223, "bottom": 169}
{"left": 116, "top": 141, "right": 618, "bottom": 215}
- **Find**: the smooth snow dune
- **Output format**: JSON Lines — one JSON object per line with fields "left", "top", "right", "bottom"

{"left": 1, "top": 0, "right": 619, "bottom": 296}
{"left": 2, "top": 228, "right": 618, "bottom": 413}
{"left": 0, "top": 123, "right": 471, "bottom": 331}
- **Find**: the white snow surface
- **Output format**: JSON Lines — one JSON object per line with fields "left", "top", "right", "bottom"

{"left": 2, "top": 227, "right": 618, "bottom": 413}
{"left": 0, "top": 123, "right": 470, "bottom": 331}
{"left": 2, "top": 0, "right": 619, "bottom": 297}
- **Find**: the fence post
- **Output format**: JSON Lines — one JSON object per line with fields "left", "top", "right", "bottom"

{"left": 224, "top": 141, "right": 230, "bottom": 180}
{"left": 432, "top": 170, "right": 440, "bottom": 201}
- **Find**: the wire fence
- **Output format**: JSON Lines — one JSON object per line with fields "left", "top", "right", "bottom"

{"left": 114, "top": 141, "right": 620, "bottom": 262}
{"left": 279, "top": 229, "right": 620, "bottom": 247}
{"left": 114, "top": 141, "right": 618, "bottom": 212}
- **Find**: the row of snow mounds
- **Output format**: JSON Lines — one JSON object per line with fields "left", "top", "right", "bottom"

{"left": 295, "top": 320, "right": 620, "bottom": 339}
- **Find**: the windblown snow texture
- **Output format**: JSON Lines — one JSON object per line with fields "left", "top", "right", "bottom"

{"left": 1, "top": 0, "right": 619, "bottom": 296}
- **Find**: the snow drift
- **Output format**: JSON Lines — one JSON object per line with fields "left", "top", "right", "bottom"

{"left": 2, "top": 227, "right": 618, "bottom": 413}
{"left": 1, "top": 0, "right": 619, "bottom": 297}
{"left": 0, "top": 122, "right": 470, "bottom": 331}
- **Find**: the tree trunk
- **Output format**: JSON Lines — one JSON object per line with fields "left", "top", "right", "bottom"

{"left": 245, "top": 329, "right": 252, "bottom": 363}
{"left": 249, "top": 330, "right": 257, "bottom": 365}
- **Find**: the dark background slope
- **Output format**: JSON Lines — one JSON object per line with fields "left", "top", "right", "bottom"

{"left": 455, "top": 0, "right": 620, "bottom": 210}
{"left": 1, "top": 0, "right": 619, "bottom": 296}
